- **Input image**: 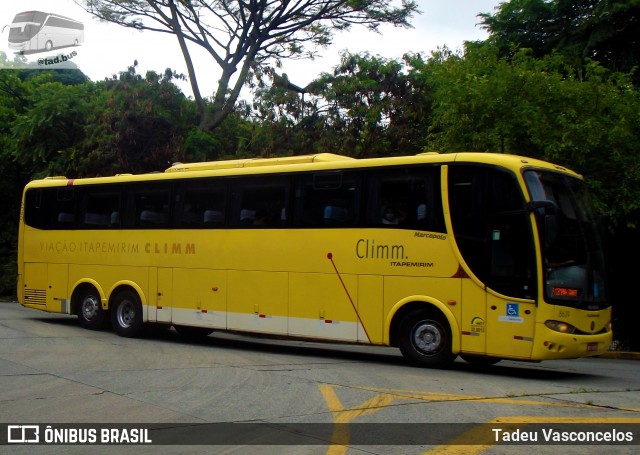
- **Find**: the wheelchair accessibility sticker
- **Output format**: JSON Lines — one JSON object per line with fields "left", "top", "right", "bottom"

{"left": 498, "top": 303, "right": 524, "bottom": 323}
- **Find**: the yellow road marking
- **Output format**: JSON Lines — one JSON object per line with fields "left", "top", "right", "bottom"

{"left": 352, "top": 386, "right": 610, "bottom": 409}
{"left": 319, "top": 384, "right": 397, "bottom": 455}
{"left": 318, "top": 384, "right": 639, "bottom": 455}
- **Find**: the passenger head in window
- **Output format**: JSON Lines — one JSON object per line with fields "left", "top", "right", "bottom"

{"left": 254, "top": 210, "right": 268, "bottom": 226}
{"left": 382, "top": 206, "right": 406, "bottom": 225}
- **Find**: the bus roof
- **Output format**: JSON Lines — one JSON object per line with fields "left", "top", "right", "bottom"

{"left": 24, "top": 152, "right": 581, "bottom": 188}
{"left": 165, "top": 153, "right": 354, "bottom": 173}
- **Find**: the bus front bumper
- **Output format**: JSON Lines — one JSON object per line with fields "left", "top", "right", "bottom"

{"left": 531, "top": 324, "right": 613, "bottom": 361}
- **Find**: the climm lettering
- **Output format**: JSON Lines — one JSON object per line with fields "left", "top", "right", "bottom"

{"left": 144, "top": 242, "right": 196, "bottom": 254}
{"left": 356, "top": 239, "right": 406, "bottom": 260}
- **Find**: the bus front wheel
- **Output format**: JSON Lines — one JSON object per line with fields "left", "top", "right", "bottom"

{"left": 398, "top": 309, "right": 456, "bottom": 368}
{"left": 45, "top": 41, "right": 53, "bottom": 51}
{"left": 111, "top": 290, "right": 143, "bottom": 338}
{"left": 77, "top": 288, "right": 106, "bottom": 330}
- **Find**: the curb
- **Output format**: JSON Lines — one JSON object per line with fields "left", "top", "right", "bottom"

{"left": 598, "top": 351, "right": 640, "bottom": 360}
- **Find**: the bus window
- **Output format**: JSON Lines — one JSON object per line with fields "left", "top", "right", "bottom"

{"left": 24, "top": 189, "right": 46, "bottom": 229}
{"left": 134, "top": 187, "right": 171, "bottom": 228}
{"left": 295, "top": 172, "right": 362, "bottom": 227}
{"left": 82, "top": 189, "right": 122, "bottom": 229}
{"left": 232, "top": 177, "right": 289, "bottom": 227}
{"left": 24, "top": 187, "right": 76, "bottom": 230}
{"left": 366, "top": 166, "right": 445, "bottom": 232}
{"left": 448, "top": 165, "right": 536, "bottom": 299}
{"left": 179, "top": 183, "right": 226, "bottom": 228}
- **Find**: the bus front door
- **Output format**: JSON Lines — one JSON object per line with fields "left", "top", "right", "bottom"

{"left": 486, "top": 292, "right": 536, "bottom": 359}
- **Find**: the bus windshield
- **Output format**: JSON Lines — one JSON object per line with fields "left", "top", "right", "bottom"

{"left": 8, "top": 11, "right": 45, "bottom": 43}
{"left": 524, "top": 170, "right": 607, "bottom": 309}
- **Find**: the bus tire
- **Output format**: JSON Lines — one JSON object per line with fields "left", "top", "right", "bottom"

{"left": 398, "top": 309, "right": 456, "bottom": 368}
{"left": 45, "top": 41, "right": 53, "bottom": 51}
{"left": 111, "top": 290, "right": 143, "bottom": 338}
{"left": 77, "top": 287, "right": 106, "bottom": 330}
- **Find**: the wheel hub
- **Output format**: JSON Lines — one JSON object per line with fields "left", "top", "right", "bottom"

{"left": 117, "top": 302, "right": 135, "bottom": 328}
{"left": 82, "top": 297, "right": 99, "bottom": 320}
{"left": 413, "top": 322, "right": 442, "bottom": 354}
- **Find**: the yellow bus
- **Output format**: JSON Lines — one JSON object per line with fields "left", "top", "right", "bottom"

{"left": 17, "top": 152, "right": 612, "bottom": 367}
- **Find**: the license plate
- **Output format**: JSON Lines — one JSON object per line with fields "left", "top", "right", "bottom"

{"left": 587, "top": 343, "right": 598, "bottom": 352}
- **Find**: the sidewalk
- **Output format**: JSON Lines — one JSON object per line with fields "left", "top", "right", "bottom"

{"left": 599, "top": 350, "right": 640, "bottom": 360}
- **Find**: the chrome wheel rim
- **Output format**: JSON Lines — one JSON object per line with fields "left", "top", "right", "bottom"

{"left": 412, "top": 322, "right": 442, "bottom": 355}
{"left": 81, "top": 296, "right": 100, "bottom": 321}
{"left": 116, "top": 300, "right": 136, "bottom": 328}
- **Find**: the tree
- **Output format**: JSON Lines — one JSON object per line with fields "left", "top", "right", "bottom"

{"left": 82, "top": 63, "right": 196, "bottom": 175}
{"left": 10, "top": 75, "right": 94, "bottom": 178}
{"left": 247, "top": 52, "right": 436, "bottom": 157}
{"left": 78, "top": 0, "right": 419, "bottom": 131}
{"left": 479, "top": 0, "right": 640, "bottom": 80}
{"left": 425, "top": 43, "right": 640, "bottom": 227}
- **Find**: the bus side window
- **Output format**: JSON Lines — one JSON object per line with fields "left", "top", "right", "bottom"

{"left": 366, "top": 166, "right": 445, "bottom": 232}
{"left": 82, "top": 189, "right": 121, "bottom": 229}
{"left": 23, "top": 188, "right": 75, "bottom": 230}
{"left": 55, "top": 188, "right": 76, "bottom": 229}
{"left": 295, "top": 172, "right": 362, "bottom": 228}
{"left": 179, "top": 184, "right": 226, "bottom": 228}
{"left": 134, "top": 188, "right": 171, "bottom": 228}
{"left": 232, "top": 177, "right": 289, "bottom": 228}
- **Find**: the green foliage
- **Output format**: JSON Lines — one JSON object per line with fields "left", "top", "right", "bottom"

{"left": 312, "top": 52, "right": 404, "bottom": 156}
{"left": 249, "top": 52, "right": 434, "bottom": 157}
{"left": 479, "top": 0, "right": 640, "bottom": 81}
{"left": 80, "top": 64, "right": 195, "bottom": 175}
{"left": 0, "top": 64, "right": 197, "bottom": 296}
{"left": 11, "top": 77, "right": 94, "bottom": 177}
{"left": 183, "top": 129, "right": 220, "bottom": 162}
{"left": 425, "top": 43, "right": 640, "bottom": 227}
{"left": 0, "top": 157, "right": 23, "bottom": 298}
{"left": 0, "top": 70, "right": 35, "bottom": 297}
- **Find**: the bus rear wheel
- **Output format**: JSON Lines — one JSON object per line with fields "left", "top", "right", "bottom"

{"left": 111, "top": 290, "right": 143, "bottom": 338}
{"left": 398, "top": 309, "right": 456, "bottom": 368}
{"left": 77, "top": 288, "right": 106, "bottom": 330}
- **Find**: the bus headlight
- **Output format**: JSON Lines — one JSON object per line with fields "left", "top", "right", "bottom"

{"left": 545, "top": 320, "right": 576, "bottom": 334}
